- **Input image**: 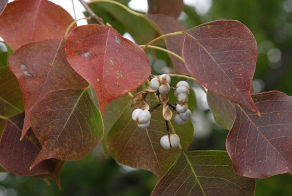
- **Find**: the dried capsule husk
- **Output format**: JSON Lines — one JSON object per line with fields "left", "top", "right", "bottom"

{"left": 132, "top": 108, "right": 142, "bottom": 121}
{"left": 177, "top": 93, "right": 188, "bottom": 102}
{"left": 176, "top": 81, "right": 190, "bottom": 90}
{"left": 150, "top": 78, "right": 160, "bottom": 90}
{"left": 179, "top": 109, "right": 192, "bottom": 121}
{"left": 170, "top": 134, "right": 180, "bottom": 148}
{"left": 160, "top": 135, "right": 170, "bottom": 149}
{"left": 159, "top": 83, "right": 170, "bottom": 94}
{"left": 159, "top": 74, "right": 171, "bottom": 84}
{"left": 174, "top": 114, "right": 186, "bottom": 125}
{"left": 176, "top": 103, "right": 188, "bottom": 113}
{"left": 138, "top": 110, "right": 151, "bottom": 123}
{"left": 162, "top": 103, "right": 172, "bottom": 121}
{"left": 138, "top": 120, "right": 150, "bottom": 129}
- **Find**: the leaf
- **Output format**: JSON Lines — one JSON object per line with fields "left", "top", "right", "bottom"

{"left": 183, "top": 20, "right": 259, "bottom": 114}
{"left": 0, "top": 0, "right": 75, "bottom": 50}
{"left": 0, "top": 66, "right": 24, "bottom": 118}
{"left": 65, "top": 25, "right": 151, "bottom": 114}
{"left": 88, "top": 1, "right": 156, "bottom": 44}
{"left": 151, "top": 151, "right": 255, "bottom": 196}
{"left": 147, "top": 15, "right": 190, "bottom": 75}
{"left": 9, "top": 39, "right": 88, "bottom": 138}
{"left": 106, "top": 100, "right": 193, "bottom": 178}
{"left": 0, "top": 113, "right": 61, "bottom": 177}
{"left": 30, "top": 89, "right": 104, "bottom": 169}
{"left": 0, "top": 0, "right": 7, "bottom": 15}
{"left": 226, "top": 91, "right": 292, "bottom": 178}
{"left": 147, "top": 0, "right": 184, "bottom": 18}
{"left": 207, "top": 91, "right": 236, "bottom": 130}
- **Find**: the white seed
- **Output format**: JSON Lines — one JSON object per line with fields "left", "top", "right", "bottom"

{"left": 174, "top": 90, "right": 178, "bottom": 98}
{"left": 176, "top": 103, "right": 188, "bottom": 113}
{"left": 179, "top": 109, "right": 192, "bottom": 121}
{"left": 177, "top": 93, "right": 188, "bottom": 102}
{"left": 138, "top": 110, "right": 151, "bottom": 123}
{"left": 159, "top": 74, "right": 171, "bottom": 84}
{"left": 132, "top": 108, "right": 142, "bottom": 121}
{"left": 159, "top": 83, "right": 170, "bottom": 94}
{"left": 174, "top": 114, "right": 186, "bottom": 125}
{"left": 170, "top": 134, "right": 180, "bottom": 148}
{"left": 175, "top": 86, "right": 189, "bottom": 95}
{"left": 138, "top": 120, "right": 150, "bottom": 129}
{"left": 160, "top": 135, "right": 170, "bottom": 150}
{"left": 176, "top": 81, "right": 190, "bottom": 90}
{"left": 150, "top": 78, "right": 160, "bottom": 90}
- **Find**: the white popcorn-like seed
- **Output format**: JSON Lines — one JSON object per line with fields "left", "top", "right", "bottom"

{"left": 159, "top": 83, "right": 170, "bottom": 94}
{"left": 150, "top": 78, "right": 160, "bottom": 90}
{"left": 138, "top": 110, "right": 151, "bottom": 123}
{"left": 174, "top": 114, "right": 186, "bottom": 125}
{"left": 138, "top": 120, "right": 150, "bottom": 129}
{"left": 177, "top": 93, "right": 188, "bottom": 102}
{"left": 160, "top": 135, "right": 171, "bottom": 150}
{"left": 176, "top": 81, "right": 190, "bottom": 90}
{"left": 170, "top": 134, "right": 180, "bottom": 148}
{"left": 176, "top": 103, "right": 188, "bottom": 113}
{"left": 159, "top": 74, "right": 171, "bottom": 84}
{"left": 132, "top": 108, "right": 142, "bottom": 121}
{"left": 179, "top": 109, "right": 192, "bottom": 121}
{"left": 176, "top": 86, "right": 189, "bottom": 95}
{"left": 174, "top": 90, "right": 178, "bottom": 98}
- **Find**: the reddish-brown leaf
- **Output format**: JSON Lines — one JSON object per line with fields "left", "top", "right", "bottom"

{"left": 65, "top": 25, "right": 151, "bottom": 114}
{"left": 147, "top": 15, "right": 190, "bottom": 75}
{"left": 9, "top": 39, "right": 88, "bottom": 138}
{"left": 151, "top": 151, "right": 255, "bottom": 196}
{"left": 183, "top": 20, "right": 259, "bottom": 114}
{"left": 0, "top": 0, "right": 74, "bottom": 50}
{"left": 147, "top": 0, "right": 184, "bottom": 18}
{"left": 0, "top": 113, "right": 61, "bottom": 177}
{"left": 207, "top": 91, "right": 236, "bottom": 130}
{"left": 30, "top": 89, "right": 104, "bottom": 169}
{"left": 0, "top": 0, "right": 8, "bottom": 15}
{"left": 226, "top": 91, "right": 292, "bottom": 178}
{"left": 107, "top": 100, "right": 193, "bottom": 178}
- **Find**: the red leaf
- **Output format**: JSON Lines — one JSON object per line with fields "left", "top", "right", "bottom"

{"left": 226, "top": 91, "right": 292, "bottom": 178}
{"left": 0, "top": 113, "right": 60, "bottom": 177}
{"left": 9, "top": 39, "right": 88, "bottom": 139}
{"left": 147, "top": 15, "right": 190, "bottom": 75}
{"left": 183, "top": 20, "right": 259, "bottom": 114}
{"left": 65, "top": 25, "right": 151, "bottom": 114}
{"left": 0, "top": 0, "right": 8, "bottom": 15}
{"left": 0, "top": 0, "right": 74, "bottom": 50}
{"left": 147, "top": 0, "right": 184, "bottom": 18}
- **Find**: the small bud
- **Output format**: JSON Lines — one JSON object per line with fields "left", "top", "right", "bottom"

{"left": 160, "top": 135, "right": 170, "bottom": 150}
{"left": 177, "top": 93, "right": 188, "bottom": 102}
{"left": 175, "top": 86, "right": 189, "bottom": 95}
{"left": 176, "top": 81, "right": 190, "bottom": 90}
{"left": 132, "top": 108, "right": 142, "bottom": 121}
{"left": 159, "top": 83, "right": 170, "bottom": 94}
{"left": 174, "top": 114, "right": 186, "bottom": 125}
{"left": 138, "top": 110, "right": 151, "bottom": 123}
{"left": 150, "top": 78, "right": 160, "bottom": 90}
{"left": 170, "top": 134, "right": 180, "bottom": 148}
{"left": 138, "top": 120, "right": 150, "bottom": 129}
{"left": 179, "top": 109, "right": 192, "bottom": 121}
{"left": 159, "top": 74, "right": 171, "bottom": 84}
{"left": 176, "top": 103, "right": 188, "bottom": 113}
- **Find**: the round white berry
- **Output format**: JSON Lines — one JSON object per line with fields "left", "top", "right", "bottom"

{"left": 176, "top": 103, "right": 188, "bottom": 113}
{"left": 159, "top": 74, "right": 171, "bottom": 84}
{"left": 150, "top": 78, "right": 160, "bottom": 90}
{"left": 175, "top": 86, "right": 189, "bottom": 95}
{"left": 179, "top": 109, "right": 192, "bottom": 121}
{"left": 138, "top": 120, "right": 150, "bottom": 129}
{"left": 138, "top": 110, "right": 151, "bottom": 123}
{"left": 176, "top": 81, "right": 190, "bottom": 90}
{"left": 132, "top": 108, "right": 142, "bottom": 121}
{"left": 159, "top": 83, "right": 170, "bottom": 94}
{"left": 170, "top": 134, "right": 180, "bottom": 148}
{"left": 174, "top": 114, "right": 186, "bottom": 125}
{"left": 160, "top": 135, "right": 170, "bottom": 150}
{"left": 177, "top": 93, "right": 188, "bottom": 102}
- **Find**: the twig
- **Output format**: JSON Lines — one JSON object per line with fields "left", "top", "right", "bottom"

{"left": 149, "top": 103, "right": 161, "bottom": 112}
{"left": 79, "top": 0, "right": 105, "bottom": 25}
{"left": 165, "top": 120, "right": 170, "bottom": 132}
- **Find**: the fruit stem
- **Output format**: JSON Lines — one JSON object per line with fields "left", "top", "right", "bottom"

{"left": 64, "top": 17, "right": 91, "bottom": 38}
{"left": 149, "top": 103, "right": 161, "bottom": 112}
{"left": 79, "top": 0, "right": 105, "bottom": 25}
{"left": 168, "top": 74, "right": 199, "bottom": 83}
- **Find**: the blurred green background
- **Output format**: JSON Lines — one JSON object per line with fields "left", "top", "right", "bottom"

{"left": 1, "top": 0, "right": 292, "bottom": 195}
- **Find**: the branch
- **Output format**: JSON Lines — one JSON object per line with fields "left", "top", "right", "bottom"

{"left": 79, "top": 0, "right": 105, "bottom": 25}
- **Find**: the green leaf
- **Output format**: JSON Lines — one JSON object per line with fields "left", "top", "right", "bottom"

{"left": 107, "top": 100, "right": 193, "bottom": 178}
{"left": 151, "top": 151, "right": 255, "bottom": 196}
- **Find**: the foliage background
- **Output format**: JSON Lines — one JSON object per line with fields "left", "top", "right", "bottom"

{"left": 0, "top": 0, "right": 292, "bottom": 195}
